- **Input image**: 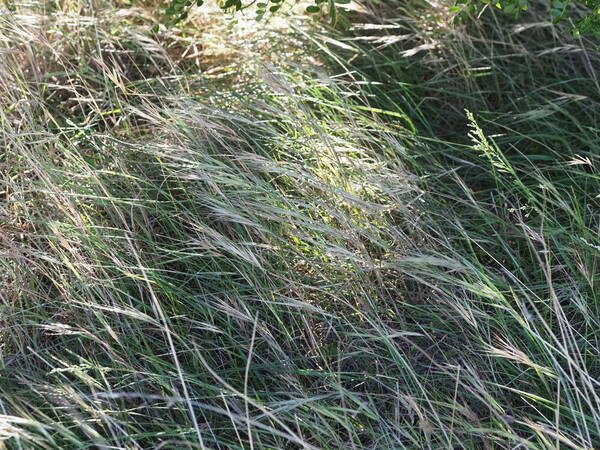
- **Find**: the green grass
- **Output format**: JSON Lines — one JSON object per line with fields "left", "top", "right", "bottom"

{"left": 0, "top": 0, "right": 598, "bottom": 448}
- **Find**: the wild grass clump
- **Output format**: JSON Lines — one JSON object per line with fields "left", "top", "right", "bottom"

{"left": 0, "top": 0, "right": 598, "bottom": 448}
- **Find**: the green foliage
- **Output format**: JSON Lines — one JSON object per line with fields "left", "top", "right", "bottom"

{"left": 455, "top": 0, "right": 600, "bottom": 38}
{"left": 575, "top": 0, "right": 600, "bottom": 36}
{"left": 161, "top": 0, "right": 600, "bottom": 38}
{"left": 163, "top": 0, "right": 349, "bottom": 25}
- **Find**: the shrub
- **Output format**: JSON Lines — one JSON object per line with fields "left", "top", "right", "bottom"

{"left": 163, "top": 0, "right": 600, "bottom": 38}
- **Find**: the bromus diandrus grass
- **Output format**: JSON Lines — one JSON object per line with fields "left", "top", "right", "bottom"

{"left": 1, "top": 0, "right": 598, "bottom": 448}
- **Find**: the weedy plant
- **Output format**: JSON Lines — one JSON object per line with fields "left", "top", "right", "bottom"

{"left": 0, "top": 0, "right": 598, "bottom": 448}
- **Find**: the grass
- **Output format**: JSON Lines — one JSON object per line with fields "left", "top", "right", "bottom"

{"left": 0, "top": 0, "right": 599, "bottom": 448}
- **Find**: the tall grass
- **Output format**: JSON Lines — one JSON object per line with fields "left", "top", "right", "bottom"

{"left": 0, "top": 0, "right": 598, "bottom": 448}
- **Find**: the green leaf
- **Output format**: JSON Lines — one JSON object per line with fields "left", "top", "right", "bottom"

{"left": 328, "top": 0, "right": 337, "bottom": 22}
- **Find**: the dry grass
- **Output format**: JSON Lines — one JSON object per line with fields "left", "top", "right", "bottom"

{"left": 1, "top": 0, "right": 599, "bottom": 448}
